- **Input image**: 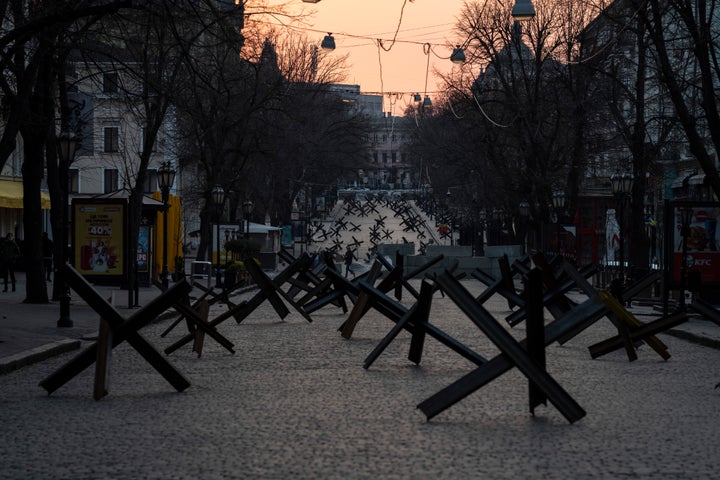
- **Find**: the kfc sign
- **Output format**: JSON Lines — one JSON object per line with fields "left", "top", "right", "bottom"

{"left": 671, "top": 204, "right": 720, "bottom": 284}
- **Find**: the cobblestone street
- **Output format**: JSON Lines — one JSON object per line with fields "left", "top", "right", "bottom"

{"left": 1, "top": 280, "right": 718, "bottom": 479}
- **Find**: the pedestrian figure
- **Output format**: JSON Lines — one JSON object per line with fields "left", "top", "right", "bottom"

{"left": 42, "top": 232, "right": 53, "bottom": 282}
{"left": 0, "top": 232, "right": 20, "bottom": 292}
{"left": 344, "top": 246, "right": 356, "bottom": 278}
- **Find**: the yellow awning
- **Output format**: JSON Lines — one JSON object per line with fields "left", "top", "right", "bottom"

{"left": 0, "top": 179, "right": 52, "bottom": 209}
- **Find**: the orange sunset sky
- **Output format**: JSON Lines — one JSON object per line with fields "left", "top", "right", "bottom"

{"left": 262, "top": 0, "right": 470, "bottom": 109}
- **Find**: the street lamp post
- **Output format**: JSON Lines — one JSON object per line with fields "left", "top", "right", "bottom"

{"left": 678, "top": 206, "right": 694, "bottom": 311}
{"left": 477, "top": 209, "right": 486, "bottom": 257}
{"left": 446, "top": 189, "right": 452, "bottom": 245}
{"left": 57, "top": 131, "right": 78, "bottom": 327}
{"left": 157, "top": 161, "right": 176, "bottom": 291}
{"left": 610, "top": 172, "right": 634, "bottom": 302}
{"left": 212, "top": 185, "right": 225, "bottom": 289}
{"left": 491, "top": 208, "right": 502, "bottom": 245}
{"left": 242, "top": 200, "right": 254, "bottom": 239}
{"left": 552, "top": 191, "right": 566, "bottom": 255}
{"left": 519, "top": 201, "right": 530, "bottom": 254}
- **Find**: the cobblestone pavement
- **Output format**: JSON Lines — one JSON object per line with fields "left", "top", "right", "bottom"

{"left": 1, "top": 280, "right": 719, "bottom": 479}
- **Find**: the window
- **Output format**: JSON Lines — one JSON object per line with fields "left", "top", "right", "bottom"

{"left": 69, "top": 168, "right": 79, "bottom": 193}
{"left": 104, "top": 169, "right": 119, "bottom": 193}
{"left": 391, "top": 152, "right": 397, "bottom": 164}
{"left": 143, "top": 169, "right": 158, "bottom": 193}
{"left": 140, "top": 128, "right": 157, "bottom": 153}
{"left": 382, "top": 152, "right": 388, "bottom": 164}
{"left": 372, "top": 151, "right": 378, "bottom": 163}
{"left": 382, "top": 134, "right": 387, "bottom": 142}
{"left": 103, "top": 72, "right": 119, "bottom": 94}
{"left": 103, "top": 127, "right": 119, "bottom": 153}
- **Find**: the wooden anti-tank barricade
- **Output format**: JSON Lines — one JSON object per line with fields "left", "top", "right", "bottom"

{"left": 471, "top": 254, "right": 527, "bottom": 311}
{"left": 417, "top": 269, "right": 597, "bottom": 423}
{"left": 171, "top": 299, "right": 235, "bottom": 357}
{"left": 281, "top": 251, "right": 350, "bottom": 314}
{"left": 587, "top": 292, "right": 687, "bottom": 360}
{"left": 373, "top": 250, "right": 450, "bottom": 301}
{"left": 500, "top": 255, "right": 668, "bottom": 364}
{"left": 338, "top": 252, "right": 447, "bottom": 339}
{"left": 40, "top": 264, "right": 192, "bottom": 400}
{"left": 360, "top": 279, "right": 487, "bottom": 369}
{"left": 159, "top": 277, "right": 248, "bottom": 338}
{"left": 300, "top": 252, "right": 369, "bottom": 315}
{"left": 164, "top": 254, "right": 313, "bottom": 356}
{"left": 689, "top": 298, "right": 720, "bottom": 327}
{"left": 584, "top": 272, "right": 703, "bottom": 361}
{"left": 504, "top": 260, "right": 598, "bottom": 327}
{"left": 560, "top": 263, "right": 675, "bottom": 361}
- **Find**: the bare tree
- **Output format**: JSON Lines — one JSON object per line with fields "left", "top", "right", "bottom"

{"left": 174, "top": 26, "right": 367, "bottom": 262}
{"left": 0, "top": 0, "right": 134, "bottom": 302}
{"left": 640, "top": 0, "right": 720, "bottom": 199}
{"left": 420, "top": 0, "right": 595, "bottom": 249}
{"left": 71, "top": 1, "right": 245, "bottom": 299}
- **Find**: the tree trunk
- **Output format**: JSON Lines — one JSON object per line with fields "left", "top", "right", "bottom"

{"left": 629, "top": 20, "right": 650, "bottom": 271}
{"left": 21, "top": 134, "right": 49, "bottom": 304}
{"left": 19, "top": 42, "right": 56, "bottom": 304}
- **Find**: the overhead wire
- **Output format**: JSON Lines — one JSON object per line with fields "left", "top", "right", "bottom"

{"left": 423, "top": 42, "right": 431, "bottom": 97}
{"left": 472, "top": 94, "right": 516, "bottom": 128}
{"left": 248, "top": 5, "right": 461, "bottom": 102}
{"left": 248, "top": 16, "right": 458, "bottom": 51}
{"left": 377, "top": 0, "right": 413, "bottom": 52}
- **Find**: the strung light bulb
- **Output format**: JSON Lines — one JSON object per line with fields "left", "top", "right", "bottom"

{"left": 413, "top": 93, "right": 422, "bottom": 102}
{"left": 511, "top": 0, "right": 536, "bottom": 21}
{"left": 422, "top": 96, "right": 433, "bottom": 109}
{"left": 321, "top": 32, "right": 335, "bottom": 51}
{"left": 302, "top": 0, "right": 321, "bottom": 3}
{"left": 450, "top": 46, "right": 466, "bottom": 64}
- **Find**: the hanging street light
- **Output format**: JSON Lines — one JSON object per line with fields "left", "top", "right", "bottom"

{"left": 157, "top": 161, "right": 176, "bottom": 290}
{"left": 321, "top": 33, "right": 335, "bottom": 51}
{"left": 450, "top": 46, "right": 466, "bottom": 64}
{"left": 511, "top": 0, "right": 536, "bottom": 21}
{"left": 422, "top": 95, "right": 433, "bottom": 109}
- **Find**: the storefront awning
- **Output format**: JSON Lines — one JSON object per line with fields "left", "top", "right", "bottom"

{"left": 0, "top": 179, "right": 51, "bottom": 209}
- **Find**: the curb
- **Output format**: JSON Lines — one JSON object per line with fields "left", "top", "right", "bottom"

{"left": 0, "top": 339, "right": 81, "bottom": 375}
{"left": 664, "top": 329, "right": 720, "bottom": 350}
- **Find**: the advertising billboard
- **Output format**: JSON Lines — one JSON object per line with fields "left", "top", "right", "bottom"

{"left": 668, "top": 201, "right": 720, "bottom": 285}
{"left": 72, "top": 199, "right": 126, "bottom": 281}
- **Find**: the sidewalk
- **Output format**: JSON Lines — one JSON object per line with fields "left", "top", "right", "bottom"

{"left": 0, "top": 272, "right": 163, "bottom": 374}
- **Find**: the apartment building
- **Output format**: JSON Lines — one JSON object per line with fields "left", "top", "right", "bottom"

{"left": 329, "top": 84, "right": 418, "bottom": 190}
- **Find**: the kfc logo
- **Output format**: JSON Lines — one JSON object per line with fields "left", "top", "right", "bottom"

{"left": 693, "top": 258, "right": 712, "bottom": 267}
